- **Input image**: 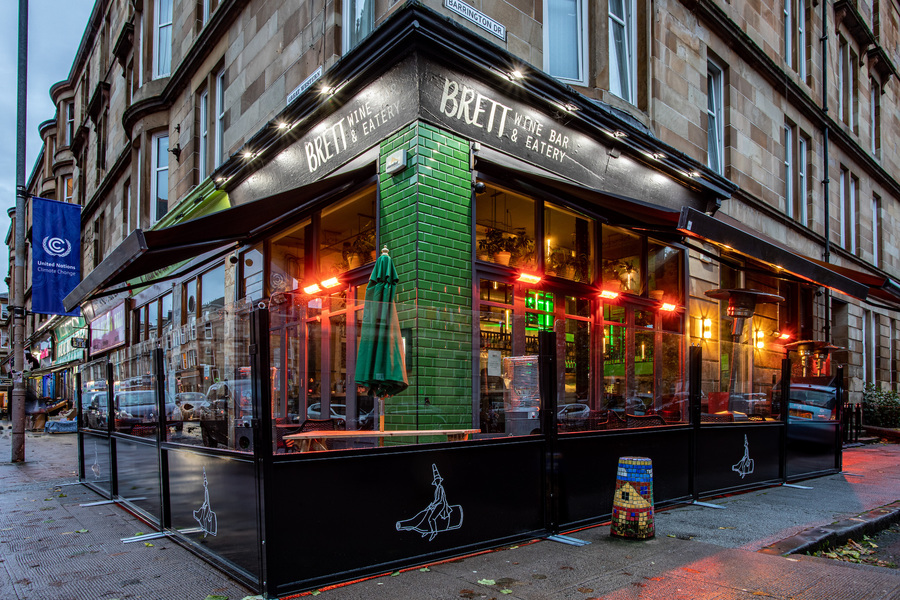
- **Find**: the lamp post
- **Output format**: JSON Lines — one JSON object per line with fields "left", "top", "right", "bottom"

{"left": 11, "top": 0, "right": 28, "bottom": 463}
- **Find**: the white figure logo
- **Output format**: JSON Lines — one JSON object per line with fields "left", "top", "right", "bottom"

{"left": 42, "top": 236, "right": 72, "bottom": 258}
{"left": 396, "top": 464, "right": 463, "bottom": 541}
{"left": 732, "top": 434, "right": 755, "bottom": 479}
{"left": 193, "top": 467, "right": 218, "bottom": 537}
{"left": 91, "top": 442, "right": 101, "bottom": 479}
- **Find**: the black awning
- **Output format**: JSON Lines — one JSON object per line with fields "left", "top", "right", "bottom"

{"left": 474, "top": 151, "right": 682, "bottom": 228}
{"left": 64, "top": 164, "right": 376, "bottom": 312}
{"left": 805, "top": 258, "right": 900, "bottom": 304}
{"left": 678, "top": 207, "right": 870, "bottom": 300}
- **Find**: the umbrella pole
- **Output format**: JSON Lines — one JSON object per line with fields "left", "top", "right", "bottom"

{"left": 378, "top": 396, "right": 384, "bottom": 432}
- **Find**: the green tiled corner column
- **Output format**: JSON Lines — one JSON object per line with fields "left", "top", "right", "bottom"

{"left": 378, "top": 122, "right": 473, "bottom": 432}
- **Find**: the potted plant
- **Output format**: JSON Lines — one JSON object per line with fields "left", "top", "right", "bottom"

{"left": 546, "top": 247, "right": 568, "bottom": 276}
{"left": 348, "top": 228, "right": 376, "bottom": 268}
{"left": 509, "top": 229, "right": 536, "bottom": 269}
{"left": 478, "top": 228, "right": 511, "bottom": 265}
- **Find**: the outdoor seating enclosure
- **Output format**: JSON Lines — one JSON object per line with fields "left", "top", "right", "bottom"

{"left": 76, "top": 298, "right": 843, "bottom": 598}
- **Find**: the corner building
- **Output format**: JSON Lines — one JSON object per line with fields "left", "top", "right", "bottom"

{"left": 17, "top": 0, "right": 900, "bottom": 595}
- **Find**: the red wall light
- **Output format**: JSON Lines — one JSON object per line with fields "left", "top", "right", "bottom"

{"left": 599, "top": 289, "right": 619, "bottom": 300}
{"left": 517, "top": 272, "right": 542, "bottom": 284}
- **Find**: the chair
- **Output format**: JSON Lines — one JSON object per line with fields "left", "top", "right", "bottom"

{"left": 605, "top": 411, "right": 628, "bottom": 430}
{"left": 130, "top": 424, "right": 157, "bottom": 437}
{"left": 626, "top": 414, "right": 667, "bottom": 428}
{"left": 700, "top": 412, "right": 735, "bottom": 423}
{"left": 296, "top": 418, "right": 346, "bottom": 451}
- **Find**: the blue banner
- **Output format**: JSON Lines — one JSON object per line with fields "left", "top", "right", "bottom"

{"left": 32, "top": 197, "right": 81, "bottom": 316}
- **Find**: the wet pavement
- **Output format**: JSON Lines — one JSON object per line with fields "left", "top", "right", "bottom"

{"left": 2, "top": 424, "right": 900, "bottom": 599}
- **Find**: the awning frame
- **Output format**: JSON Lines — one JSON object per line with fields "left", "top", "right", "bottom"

{"left": 65, "top": 165, "right": 377, "bottom": 312}
{"left": 678, "top": 207, "right": 870, "bottom": 300}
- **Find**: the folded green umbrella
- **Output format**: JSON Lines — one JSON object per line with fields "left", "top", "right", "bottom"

{"left": 354, "top": 248, "right": 408, "bottom": 398}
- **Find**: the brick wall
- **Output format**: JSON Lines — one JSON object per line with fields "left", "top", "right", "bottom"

{"left": 378, "top": 122, "right": 474, "bottom": 432}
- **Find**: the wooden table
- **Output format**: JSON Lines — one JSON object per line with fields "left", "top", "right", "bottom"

{"left": 283, "top": 428, "right": 480, "bottom": 452}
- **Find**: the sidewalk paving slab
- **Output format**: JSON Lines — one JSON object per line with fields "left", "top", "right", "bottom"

{"left": 4, "top": 426, "right": 900, "bottom": 599}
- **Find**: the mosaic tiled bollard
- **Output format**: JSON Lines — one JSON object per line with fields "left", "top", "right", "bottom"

{"left": 610, "top": 456, "right": 654, "bottom": 539}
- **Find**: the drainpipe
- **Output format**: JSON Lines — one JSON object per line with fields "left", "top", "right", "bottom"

{"left": 821, "top": 0, "right": 832, "bottom": 343}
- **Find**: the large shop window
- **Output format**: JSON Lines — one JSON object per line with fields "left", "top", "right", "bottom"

{"left": 476, "top": 183, "right": 688, "bottom": 434}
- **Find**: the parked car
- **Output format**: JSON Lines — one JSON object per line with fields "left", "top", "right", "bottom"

{"left": 557, "top": 402, "right": 590, "bottom": 427}
{"left": 113, "top": 390, "right": 177, "bottom": 435}
{"left": 83, "top": 390, "right": 108, "bottom": 430}
{"left": 175, "top": 392, "right": 209, "bottom": 421}
{"left": 307, "top": 402, "right": 372, "bottom": 429}
{"left": 199, "top": 380, "right": 253, "bottom": 448}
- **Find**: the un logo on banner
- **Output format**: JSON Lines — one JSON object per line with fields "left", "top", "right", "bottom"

{"left": 42, "top": 236, "right": 72, "bottom": 258}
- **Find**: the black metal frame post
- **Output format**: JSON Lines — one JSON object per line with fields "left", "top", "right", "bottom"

{"left": 780, "top": 357, "right": 791, "bottom": 483}
{"left": 538, "top": 330, "right": 558, "bottom": 535}
{"left": 155, "top": 347, "right": 171, "bottom": 528}
{"left": 75, "top": 371, "right": 84, "bottom": 480}
{"left": 688, "top": 344, "right": 702, "bottom": 501}
{"left": 250, "top": 307, "right": 272, "bottom": 594}
{"left": 835, "top": 364, "right": 845, "bottom": 471}
{"left": 106, "top": 361, "right": 118, "bottom": 497}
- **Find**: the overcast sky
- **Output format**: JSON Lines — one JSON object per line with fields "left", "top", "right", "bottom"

{"left": 0, "top": 0, "right": 95, "bottom": 296}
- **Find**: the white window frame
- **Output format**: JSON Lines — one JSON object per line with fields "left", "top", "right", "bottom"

{"left": 784, "top": 124, "right": 793, "bottom": 218}
{"left": 343, "top": 0, "right": 375, "bottom": 54}
{"left": 65, "top": 102, "right": 74, "bottom": 146}
{"left": 707, "top": 60, "right": 724, "bottom": 174}
{"left": 863, "top": 309, "right": 876, "bottom": 384}
{"left": 215, "top": 69, "right": 225, "bottom": 167}
{"left": 797, "top": 135, "right": 808, "bottom": 225}
{"left": 850, "top": 175, "right": 858, "bottom": 254}
{"left": 784, "top": 0, "right": 792, "bottom": 69}
{"left": 124, "top": 181, "right": 132, "bottom": 237}
{"left": 608, "top": 0, "right": 636, "bottom": 102}
{"left": 871, "top": 77, "right": 880, "bottom": 156}
{"left": 873, "top": 194, "right": 881, "bottom": 267}
{"left": 839, "top": 168, "right": 848, "bottom": 249}
{"left": 150, "top": 132, "right": 169, "bottom": 225}
{"left": 797, "top": 0, "right": 806, "bottom": 80}
{"left": 839, "top": 38, "right": 847, "bottom": 124}
{"left": 199, "top": 89, "right": 209, "bottom": 181}
{"left": 62, "top": 175, "right": 73, "bottom": 203}
{"left": 543, "top": 0, "right": 588, "bottom": 86}
{"left": 153, "top": 0, "right": 173, "bottom": 79}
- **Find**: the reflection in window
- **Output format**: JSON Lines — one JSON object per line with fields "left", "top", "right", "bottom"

{"left": 344, "top": 0, "right": 373, "bottom": 53}
{"left": 270, "top": 219, "right": 309, "bottom": 296}
{"left": 320, "top": 189, "right": 376, "bottom": 276}
{"left": 602, "top": 226, "right": 642, "bottom": 295}
{"left": 545, "top": 202, "right": 593, "bottom": 282}
{"left": 546, "top": 0, "right": 585, "bottom": 83}
{"left": 476, "top": 185, "right": 535, "bottom": 269}
{"left": 609, "top": 0, "right": 635, "bottom": 103}
{"left": 240, "top": 245, "right": 263, "bottom": 302}
{"left": 648, "top": 240, "right": 682, "bottom": 304}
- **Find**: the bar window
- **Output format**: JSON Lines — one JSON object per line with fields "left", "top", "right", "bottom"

{"left": 320, "top": 188, "right": 377, "bottom": 276}
{"left": 544, "top": 202, "right": 593, "bottom": 283}
{"left": 475, "top": 184, "right": 536, "bottom": 269}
